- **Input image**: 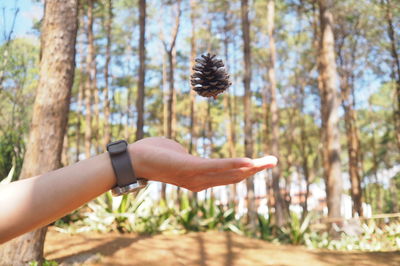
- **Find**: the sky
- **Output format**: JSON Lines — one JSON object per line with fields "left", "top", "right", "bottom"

{"left": 1, "top": 0, "right": 383, "bottom": 110}
{"left": 1, "top": 0, "right": 42, "bottom": 42}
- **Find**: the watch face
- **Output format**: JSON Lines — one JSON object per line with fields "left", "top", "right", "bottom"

{"left": 107, "top": 140, "right": 128, "bottom": 154}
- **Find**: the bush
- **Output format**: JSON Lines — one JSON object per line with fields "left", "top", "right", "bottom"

{"left": 304, "top": 221, "right": 400, "bottom": 251}
{"left": 55, "top": 191, "right": 245, "bottom": 236}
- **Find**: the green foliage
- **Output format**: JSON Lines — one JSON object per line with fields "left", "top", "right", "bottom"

{"left": 56, "top": 191, "right": 400, "bottom": 252}
{"left": 0, "top": 132, "right": 24, "bottom": 181}
{"left": 305, "top": 221, "right": 400, "bottom": 251}
{"left": 257, "top": 212, "right": 313, "bottom": 245}
{"left": 281, "top": 213, "right": 312, "bottom": 245}
{"left": 196, "top": 197, "right": 243, "bottom": 234}
{"left": 55, "top": 189, "right": 149, "bottom": 233}
{"left": 257, "top": 214, "right": 275, "bottom": 241}
{"left": 56, "top": 191, "right": 245, "bottom": 236}
{"left": 29, "top": 260, "right": 58, "bottom": 266}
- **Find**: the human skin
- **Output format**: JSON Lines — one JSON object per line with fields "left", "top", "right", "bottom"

{"left": 0, "top": 137, "right": 277, "bottom": 243}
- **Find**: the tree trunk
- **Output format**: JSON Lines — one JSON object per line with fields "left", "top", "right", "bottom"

{"left": 0, "top": 0, "right": 78, "bottom": 263}
{"left": 224, "top": 10, "right": 237, "bottom": 206}
{"left": 241, "top": 0, "right": 256, "bottom": 228}
{"left": 166, "top": 50, "right": 175, "bottom": 140}
{"left": 267, "top": 0, "right": 286, "bottom": 226}
{"left": 187, "top": 27, "right": 201, "bottom": 201}
{"left": 317, "top": 0, "right": 342, "bottom": 221}
{"left": 164, "top": 0, "right": 181, "bottom": 140}
{"left": 382, "top": 0, "right": 400, "bottom": 151}
{"left": 341, "top": 80, "right": 363, "bottom": 216}
{"left": 84, "top": 0, "right": 94, "bottom": 159}
{"left": 188, "top": 0, "right": 197, "bottom": 155}
{"left": 103, "top": 0, "right": 113, "bottom": 148}
{"left": 161, "top": 53, "right": 167, "bottom": 201}
{"left": 335, "top": 14, "right": 364, "bottom": 217}
{"left": 206, "top": 98, "right": 214, "bottom": 155}
{"left": 87, "top": 0, "right": 99, "bottom": 153}
{"left": 136, "top": 0, "right": 146, "bottom": 141}
{"left": 125, "top": 84, "right": 132, "bottom": 140}
{"left": 390, "top": 178, "right": 398, "bottom": 213}
{"left": 61, "top": 132, "right": 69, "bottom": 167}
{"left": 76, "top": 31, "right": 85, "bottom": 162}
{"left": 222, "top": 5, "right": 236, "bottom": 159}
{"left": 162, "top": 53, "right": 168, "bottom": 137}
{"left": 76, "top": 78, "right": 83, "bottom": 162}
{"left": 161, "top": 0, "right": 181, "bottom": 200}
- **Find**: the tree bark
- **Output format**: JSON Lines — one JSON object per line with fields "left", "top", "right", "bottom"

{"left": 267, "top": 0, "right": 286, "bottom": 226}
{"left": 343, "top": 87, "right": 363, "bottom": 216}
{"left": 76, "top": 27, "right": 85, "bottom": 162}
{"left": 136, "top": 0, "right": 146, "bottom": 141}
{"left": 161, "top": 0, "right": 181, "bottom": 200}
{"left": 241, "top": 0, "right": 256, "bottom": 228}
{"left": 61, "top": 132, "right": 69, "bottom": 167}
{"left": 88, "top": 0, "right": 99, "bottom": 153}
{"left": 76, "top": 78, "right": 83, "bottom": 162}
{"left": 298, "top": 81, "right": 315, "bottom": 221}
{"left": 188, "top": 0, "right": 197, "bottom": 155}
{"left": 317, "top": 0, "right": 342, "bottom": 221}
{"left": 103, "top": 0, "right": 113, "bottom": 148}
{"left": 382, "top": 0, "right": 400, "bottom": 152}
{"left": 84, "top": 0, "right": 94, "bottom": 159}
{"left": 390, "top": 178, "right": 398, "bottom": 213}
{"left": 0, "top": 0, "right": 78, "bottom": 263}
{"left": 125, "top": 82, "right": 132, "bottom": 140}
{"left": 163, "top": 0, "right": 181, "bottom": 141}
{"left": 162, "top": 53, "right": 168, "bottom": 138}
{"left": 336, "top": 22, "right": 363, "bottom": 217}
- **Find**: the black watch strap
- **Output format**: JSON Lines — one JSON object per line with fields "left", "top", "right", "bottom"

{"left": 107, "top": 140, "right": 137, "bottom": 187}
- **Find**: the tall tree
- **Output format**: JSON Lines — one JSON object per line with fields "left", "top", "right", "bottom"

{"left": 221, "top": 1, "right": 237, "bottom": 205}
{"left": 317, "top": 0, "right": 343, "bottom": 221}
{"left": 136, "top": 0, "right": 146, "bottom": 141}
{"left": 335, "top": 12, "right": 363, "bottom": 216}
{"left": 0, "top": 0, "right": 78, "bottom": 263}
{"left": 160, "top": 0, "right": 181, "bottom": 200}
{"left": 382, "top": 0, "right": 400, "bottom": 151}
{"left": 188, "top": 0, "right": 197, "bottom": 155}
{"left": 161, "top": 0, "right": 181, "bottom": 140}
{"left": 267, "top": 0, "right": 286, "bottom": 226}
{"left": 76, "top": 17, "right": 85, "bottom": 162}
{"left": 241, "top": 0, "right": 256, "bottom": 227}
{"left": 84, "top": 0, "right": 94, "bottom": 158}
{"left": 88, "top": 0, "right": 100, "bottom": 153}
{"left": 103, "top": 0, "right": 113, "bottom": 148}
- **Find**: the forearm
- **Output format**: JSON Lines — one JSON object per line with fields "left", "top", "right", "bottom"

{"left": 0, "top": 151, "right": 117, "bottom": 243}
{"left": 0, "top": 137, "right": 277, "bottom": 243}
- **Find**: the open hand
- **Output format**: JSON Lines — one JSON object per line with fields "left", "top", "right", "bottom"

{"left": 129, "top": 137, "right": 278, "bottom": 192}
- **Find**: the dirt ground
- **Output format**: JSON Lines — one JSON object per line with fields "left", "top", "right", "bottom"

{"left": 44, "top": 228, "right": 400, "bottom": 266}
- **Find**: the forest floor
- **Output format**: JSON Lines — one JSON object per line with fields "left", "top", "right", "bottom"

{"left": 44, "top": 228, "right": 400, "bottom": 266}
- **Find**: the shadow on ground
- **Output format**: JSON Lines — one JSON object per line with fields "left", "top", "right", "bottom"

{"left": 45, "top": 228, "right": 400, "bottom": 266}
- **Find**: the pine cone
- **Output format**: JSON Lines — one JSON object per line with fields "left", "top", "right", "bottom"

{"left": 190, "top": 53, "right": 232, "bottom": 99}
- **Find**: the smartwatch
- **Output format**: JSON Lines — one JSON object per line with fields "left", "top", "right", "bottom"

{"left": 107, "top": 140, "right": 147, "bottom": 196}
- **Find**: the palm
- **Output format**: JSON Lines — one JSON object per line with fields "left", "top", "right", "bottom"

{"left": 131, "top": 137, "right": 277, "bottom": 192}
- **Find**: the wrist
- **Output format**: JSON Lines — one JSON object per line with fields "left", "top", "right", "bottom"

{"left": 127, "top": 142, "right": 146, "bottom": 181}
{"left": 107, "top": 140, "right": 147, "bottom": 196}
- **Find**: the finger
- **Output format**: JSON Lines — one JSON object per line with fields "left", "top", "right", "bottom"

{"left": 251, "top": 155, "right": 278, "bottom": 168}
{"left": 196, "top": 157, "right": 254, "bottom": 173}
{"left": 199, "top": 165, "right": 268, "bottom": 188}
{"left": 195, "top": 155, "right": 278, "bottom": 174}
